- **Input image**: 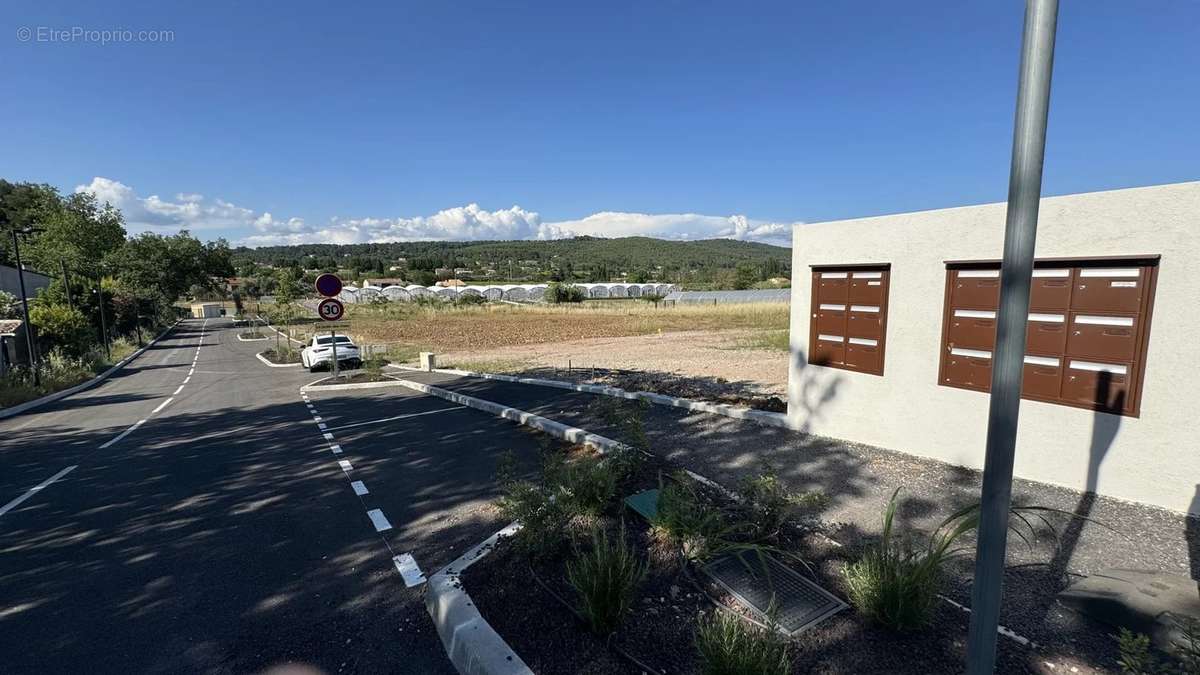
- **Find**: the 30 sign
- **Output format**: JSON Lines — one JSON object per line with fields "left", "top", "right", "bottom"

{"left": 317, "top": 298, "right": 345, "bottom": 322}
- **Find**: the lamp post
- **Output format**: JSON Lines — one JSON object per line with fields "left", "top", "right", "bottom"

{"left": 9, "top": 227, "right": 41, "bottom": 386}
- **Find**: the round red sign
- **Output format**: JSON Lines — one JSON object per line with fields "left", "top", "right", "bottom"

{"left": 317, "top": 298, "right": 345, "bottom": 322}
{"left": 314, "top": 273, "right": 343, "bottom": 298}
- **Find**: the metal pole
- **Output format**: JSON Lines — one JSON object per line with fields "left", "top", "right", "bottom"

{"left": 11, "top": 230, "right": 40, "bottom": 386}
{"left": 94, "top": 273, "right": 111, "bottom": 359}
{"left": 60, "top": 260, "right": 74, "bottom": 309}
{"left": 966, "top": 1, "right": 1059, "bottom": 672}
{"left": 330, "top": 328, "right": 339, "bottom": 380}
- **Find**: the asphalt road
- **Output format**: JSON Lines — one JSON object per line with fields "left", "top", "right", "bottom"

{"left": 0, "top": 318, "right": 543, "bottom": 674}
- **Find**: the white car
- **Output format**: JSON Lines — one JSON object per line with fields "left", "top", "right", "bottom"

{"left": 301, "top": 334, "right": 362, "bottom": 372}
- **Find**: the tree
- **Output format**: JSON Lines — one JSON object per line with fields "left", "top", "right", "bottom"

{"left": 29, "top": 303, "right": 92, "bottom": 357}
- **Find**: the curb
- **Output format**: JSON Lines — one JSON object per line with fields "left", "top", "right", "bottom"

{"left": 0, "top": 321, "right": 180, "bottom": 420}
{"left": 426, "top": 521, "right": 533, "bottom": 675}
{"left": 391, "top": 377, "right": 626, "bottom": 454}
{"left": 255, "top": 351, "right": 304, "bottom": 368}
{"left": 236, "top": 333, "right": 269, "bottom": 342}
{"left": 388, "top": 365, "right": 790, "bottom": 429}
{"left": 256, "top": 318, "right": 306, "bottom": 346}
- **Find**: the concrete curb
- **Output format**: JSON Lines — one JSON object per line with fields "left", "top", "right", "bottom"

{"left": 255, "top": 351, "right": 304, "bottom": 368}
{"left": 0, "top": 321, "right": 180, "bottom": 420}
{"left": 388, "top": 365, "right": 790, "bottom": 429}
{"left": 426, "top": 521, "right": 533, "bottom": 675}
{"left": 257, "top": 318, "right": 306, "bottom": 346}
{"left": 236, "top": 333, "right": 269, "bottom": 342}
{"left": 299, "top": 376, "right": 404, "bottom": 392}
{"left": 391, "top": 377, "right": 627, "bottom": 454}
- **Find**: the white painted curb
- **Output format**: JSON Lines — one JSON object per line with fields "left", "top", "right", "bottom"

{"left": 236, "top": 333, "right": 269, "bottom": 342}
{"left": 391, "top": 377, "right": 627, "bottom": 454}
{"left": 255, "top": 351, "right": 304, "bottom": 368}
{"left": 256, "top": 318, "right": 306, "bottom": 346}
{"left": 426, "top": 521, "right": 534, "bottom": 675}
{"left": 389, "top": 365, "right": 790, "bottom": 429}
{"left": 0, "top": 321, "right": 181, "bottom": 420}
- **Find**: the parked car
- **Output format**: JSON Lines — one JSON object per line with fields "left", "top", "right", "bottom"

{"left": 301, "top": 334, "right": 362, "bottom": 372}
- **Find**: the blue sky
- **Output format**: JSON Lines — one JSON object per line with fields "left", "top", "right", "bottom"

{"left": 1, "top": 1, "right": 1196, "bottom": 247}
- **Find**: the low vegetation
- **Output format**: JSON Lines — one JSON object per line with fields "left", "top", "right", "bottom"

{"left": 239, "top": 330, "right": 266, "bottom": 339}
{"left": 0, "top": 338, "right": 140, "bottom": 408}
{"left": 261, "top": 344, "right": 301, "bottom": 364}
{"left": 1117, "top": 616, "right": 1200, "bottom": 674}
{"left": 566, "top": 523, "right": 647, "bottom": 635}
{"left": 544, "top": 282, "right": 587, "bottom": 303}
{"left": 736, "top": 467, "right": 828, "bottom": 541}
{"left": 694, "top": 610, "right": 791, "bottom": 675}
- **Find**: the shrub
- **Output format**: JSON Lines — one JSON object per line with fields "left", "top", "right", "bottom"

{"left": 544, "top": 282, "right": 586, "bottom": 303}
{"left": 455, "top": 293, "right": 487, "bottom": 306}
{"left": 652, "top": 476, "right": 728, "bottom": 562}
{"left": 566, "top": 523, "right": 646, "bottom": 635}
{"left": 1117, "top": 616, "right": 1200, "bottom": 674}
{"left": 546, "top": 454, "right": 618, "bottom": 516}
{"left": 30, "top": 303, "right": 93, "bottom": 357}
{"left": 737, "top": 467, "right": 828, "bottom": 541}
{"left": 498, "top": 479, "right": 573, "bottom": 558}
{"left": 694, "top": 610, "right": 790, "bottom": 675}
{"left": 843, "top": 488, "right": 1059, "bottom": 631}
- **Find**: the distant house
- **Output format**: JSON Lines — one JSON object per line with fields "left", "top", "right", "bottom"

{"left": 190, "top": 302, "right": 223, "bottom": 318}
{"left": 363, "top": 277, "right": 406, "bottom": 289}
{"left": 436, "top": 278, "right": 467, "bottom": 288}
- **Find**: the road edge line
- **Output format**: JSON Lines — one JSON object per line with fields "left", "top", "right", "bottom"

{"left": 0, "top": 321, "right": 181, "bottom": 421}
{"left": 426, "top": 521, "right": 534, "bottom": 675}
{"left": 388, "top": 365, "right": 790, "bottom": 429}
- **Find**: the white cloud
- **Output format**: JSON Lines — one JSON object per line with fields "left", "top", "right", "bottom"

{"left": 75, "top": 176, "right": 795, "bottom": 247}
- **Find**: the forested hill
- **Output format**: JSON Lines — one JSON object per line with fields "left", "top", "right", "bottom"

{"left": 232, "top": 236, "right": 791, "bottom": 286}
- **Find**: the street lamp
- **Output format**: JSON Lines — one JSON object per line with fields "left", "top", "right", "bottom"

{"left": 8, "top": 226, "right": 43, "bottom": 386}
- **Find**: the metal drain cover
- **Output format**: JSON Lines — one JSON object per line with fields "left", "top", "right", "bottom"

{"left": 702, "top": 551, "right": 847, "bottom": 635}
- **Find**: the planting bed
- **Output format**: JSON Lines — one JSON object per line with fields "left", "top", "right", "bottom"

{"left": 459, "top": 444, "right": 1069, "bottom": 674}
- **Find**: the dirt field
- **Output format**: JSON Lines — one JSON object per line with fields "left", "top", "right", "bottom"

{"left": 439, "top": 329, "right": 790, "bottom": 396}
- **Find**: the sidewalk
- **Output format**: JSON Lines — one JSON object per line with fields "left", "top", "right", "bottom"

{"left": 399, "top": 370, "right": 1198, "bottom": 668}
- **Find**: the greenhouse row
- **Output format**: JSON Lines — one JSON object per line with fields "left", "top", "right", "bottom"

{"left": 335, "top": 282, "right": 676, "bottom": 304}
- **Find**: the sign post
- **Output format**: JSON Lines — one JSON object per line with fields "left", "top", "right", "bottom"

{"left": 314, "top": 274, "right": 345, "bottom": 379}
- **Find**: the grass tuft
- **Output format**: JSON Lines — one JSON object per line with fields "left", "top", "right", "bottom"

{"left": 694, "top": 610, "right": 791, "bottom": 675}
{"left": 566, "top": 522, "right": 646, "bottom": 635}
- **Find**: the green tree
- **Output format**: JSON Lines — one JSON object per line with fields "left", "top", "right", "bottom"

{"left": 29, "top": 303, "right": 92, "bottom": 357}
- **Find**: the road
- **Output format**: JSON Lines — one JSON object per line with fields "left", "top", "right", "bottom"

{"left": 0, "top": 318, "right": 542, "bottom": 674}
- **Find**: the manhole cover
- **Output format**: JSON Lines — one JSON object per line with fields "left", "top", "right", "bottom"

{"left": 702, "top": 551, "right": 847, "bottom": 635}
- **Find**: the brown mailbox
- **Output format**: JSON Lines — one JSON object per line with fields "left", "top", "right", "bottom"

{"left": 1071, "top": 269, "right": 1145, "bottom": 313}
{"left": 1021, "top": 359, "right": 1063, "bottom": 400}
{"left": 846, "top": 308, "right": 884, "bottom": 339}
{"left": 951, "top": 272, "right": 1001, "bottom": 309}
{"left": 1061, "top": 362, "right": 1132, "bottom": 413}
{"left": 943, "top": 350, "right": 992, "bottom": 390}
{"left": 1066, "top": 313, "right": 1138, "bottom": 362}
{"left": 845, "top": 341, "right": 882, "bottom": 373}
{"left": 1029, "top": 272, "right": 1072, "bottom": 310}
{"left": 811, "top": 337, "right": 845, "bottom": 367}
{"left": 947, "top": 312, "right": 997, "bottom": 350}
{"left": 815, "top": 275, "right": 849, "bottom": 304}
{"left": 815, "top": 306, "right": 846, "bottom": 335}
{"left": 848, "top": 275, "right": 886, "bottom": 305}
{"left": 1025, "top": 315, "right": 1068, "bottom": 354}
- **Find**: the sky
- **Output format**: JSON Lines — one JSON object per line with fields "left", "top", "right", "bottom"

{"left": 1, "top": 1, "right": 1196, "bottom": 248}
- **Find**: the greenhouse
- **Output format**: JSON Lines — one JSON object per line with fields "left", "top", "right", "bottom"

{"left": 316, "top": 282, "right": 675, "bottom": 304}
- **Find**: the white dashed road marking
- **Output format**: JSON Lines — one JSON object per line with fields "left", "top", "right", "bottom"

{"left": 367, "top": 509, "right": 392, "bottom": 532}
{"left": 338, "top": 460, "right": 353, "bottom": 472}
{"left": 351, "top": 480, "right": 368, "bottom": 496}
{"left": 100, "top": 419, "right": 147, "bottom": 449}
{"left": 393, "top": 553, "right": 426, "bottom": 587}
{"left": 0, "top": 465, "right": 78, "bottom": 517}
{"left": 151, "top": 397, "right": 174, "bottom": 414}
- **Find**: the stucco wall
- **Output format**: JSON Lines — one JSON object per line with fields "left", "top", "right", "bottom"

{"left": 787, "top": 182, "right": 1200, "bottom": 516}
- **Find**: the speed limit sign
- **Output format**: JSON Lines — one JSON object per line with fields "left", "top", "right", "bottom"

{"left": 317, "top": 298, "right": 345, "bottom": 322}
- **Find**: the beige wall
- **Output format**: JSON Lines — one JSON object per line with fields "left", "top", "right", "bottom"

{"left": 787, "top": 182, "right": 1200, "bottom": 516}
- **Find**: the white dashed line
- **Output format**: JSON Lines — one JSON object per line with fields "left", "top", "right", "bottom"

{"left": 173, "top": 385, "right": 184, "bottom": 395}
{"left": 393, "top": 553, "right": 425, "bottom": 587}
{"left": 367, "top": 509, "right": 392, "bottom": 532}
{"left": 351, "top": 480, "right": 368, "bottom": 496}
{"left": 330, "top": 445, "right": 342, "bottom": 454}
{"left": 317, "top": 423, "right": 327, "bottom": 430}
{"left": 312, "top": 416, "right": 322, "bottom": 422}
{"left": 338, "top": 460, "right": 353, "bottom": 472}
{"left": 100, "top": 419, "right": 147, "bottom": 449}
{"left": 151, "top": 397, "right": 174, "bottom": 414}
{"left": 323, "top": 433, "right": 335, "bottom": 441}
{"left": 183, "top": 376, "right": 191, "bottom": 384}
{"left": 0, "top": 465, "right": 79, "bottom": 517}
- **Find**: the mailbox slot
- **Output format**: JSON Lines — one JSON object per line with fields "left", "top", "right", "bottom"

{"left": 1067, "top": 313, "right": 1137, "bottom": 361}
{"left": 951, "top": 270, "right": 1000, "bottom": 308}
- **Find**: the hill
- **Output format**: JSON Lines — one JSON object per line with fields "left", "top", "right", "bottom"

{"left": 232, "top": 236, "right": 791, "bottom": 287}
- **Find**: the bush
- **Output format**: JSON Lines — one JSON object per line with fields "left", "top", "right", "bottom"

{"left": 546, "top": 454, "right": 618, "bottom": 516}
{"left": 455, "top": 293, "right": 487, "bottom": 306}
{"left": 1117, "top": 615, "right": 1200, "bottom": 674}
{"left": 544, "top": 282, "right": 586, "bottom": 303}
{"left": 566, "top": 523, "right": 646, "bottom": 635}
{"left": 737, "top": 467, "right": 828, "bottom": 541}
{"left": 30, "top": 303, "right": 94, "bottom": 357}
{"left": 694, "top": 610, "right": 790, "bottom": 675}
{"left": 498, "top": 479, "right": 574, "bottom": 558}
{"left": 652, "top": 475, "right": 728, "bottom": 562}
{"left": 842, "top": 488, "right": 1057, "bottom": 631}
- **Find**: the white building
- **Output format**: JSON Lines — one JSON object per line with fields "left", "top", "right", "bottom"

{"left": 787, "top": 181, "right": 1200, "bottom": 516}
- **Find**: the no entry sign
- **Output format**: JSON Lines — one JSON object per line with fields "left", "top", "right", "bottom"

{"left": 314, "top": 273, "right": 343, "bottom": 298}
{"left": 317, "top": 298, "right": 345, "bottom": 322}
